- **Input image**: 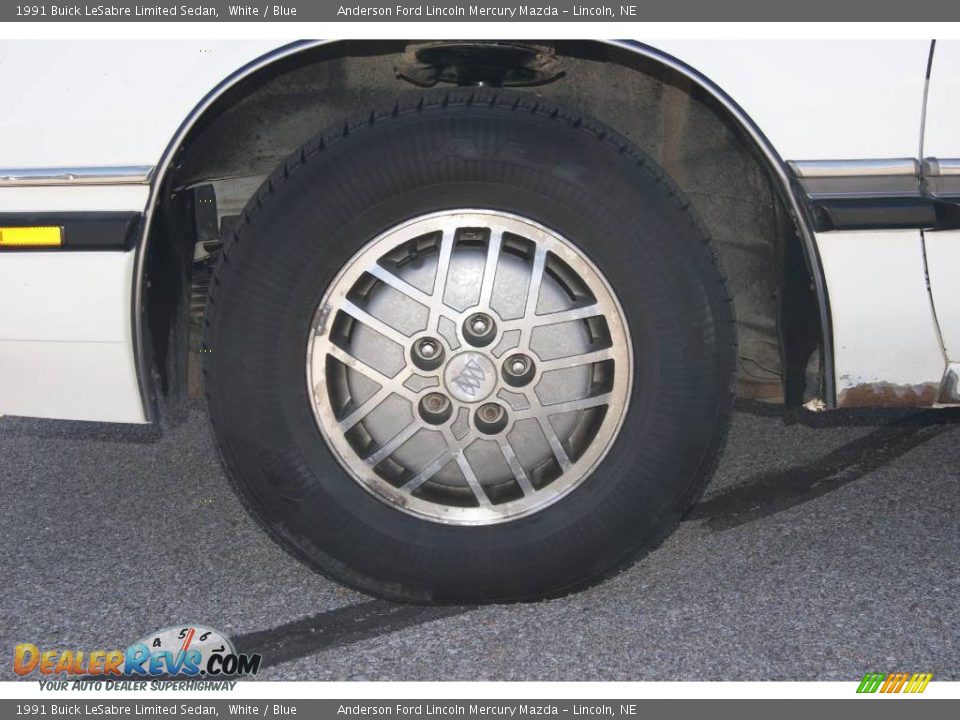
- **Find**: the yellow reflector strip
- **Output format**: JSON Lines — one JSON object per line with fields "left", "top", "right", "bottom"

{"left": 0, "top": 226, "right": 63, "bottom": 247}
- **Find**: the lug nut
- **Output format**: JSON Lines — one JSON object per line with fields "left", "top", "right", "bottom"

{"left": 463, "top": 312, "right": 496, "bottom": 347}
{"left": 502, "top": 353, "right": 535, "bottom": 387}
{"left": 411, "top": 337, "right": 445, "bottom": 370}
{"left": 419, "top": 392, "right": 453, "bottom": 425}
{"left": 475, "top": 402, "right": 508, "bottom": 435}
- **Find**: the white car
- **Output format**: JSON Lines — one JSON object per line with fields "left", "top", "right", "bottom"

{"left": 1, "top": 39, "right": 957, "bottom": 601}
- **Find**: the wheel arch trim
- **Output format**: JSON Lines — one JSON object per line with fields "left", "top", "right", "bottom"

{"left": 134, "top": 39, "right": 834, "bottom": 420}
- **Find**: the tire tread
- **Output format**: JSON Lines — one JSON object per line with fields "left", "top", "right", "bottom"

{"left": 202, "top": 88, "right": 737, "bottom": 603}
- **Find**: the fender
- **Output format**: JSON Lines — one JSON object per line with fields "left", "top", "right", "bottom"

{"left": 132, "top": 39, "right": 835, "bottom": 419}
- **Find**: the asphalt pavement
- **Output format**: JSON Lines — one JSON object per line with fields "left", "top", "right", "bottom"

{"left": 1, "top": 401, "right": 957, "bottom": 681}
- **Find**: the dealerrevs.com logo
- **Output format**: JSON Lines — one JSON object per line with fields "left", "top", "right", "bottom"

{"left": 14, "top": 625, "right": 261, "bottom": 678}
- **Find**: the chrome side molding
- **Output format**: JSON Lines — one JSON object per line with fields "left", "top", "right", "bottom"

{"left": 789, "top": 157, "right": 960, "bottom": 231}
{"left": 923, "top": 158, "right": 960, "bottom": 197}
{"left": 788, "top": 158, "right": 919, "bottom": 179}
{"left": 0, "top": 166, "right": 153, "bottom": 186}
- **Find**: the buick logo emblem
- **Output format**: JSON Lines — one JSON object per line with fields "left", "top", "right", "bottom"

{"left": 444, "top": 352, "right": 497, "bottom": 402}
{"left": 451, "top": 356, "right": 486, "bottom": 396}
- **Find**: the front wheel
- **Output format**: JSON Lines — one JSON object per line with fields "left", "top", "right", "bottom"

{"left": 203, "top": 88, "right": 735, "bottom": 602}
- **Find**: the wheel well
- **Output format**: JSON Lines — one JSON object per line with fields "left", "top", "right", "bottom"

{"left": 142, "top": 39, "right": 823, "bottom": 421}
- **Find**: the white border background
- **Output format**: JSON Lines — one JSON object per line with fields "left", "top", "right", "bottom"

{"left": 2, "top": 20, "right": 960, "bottom": 39}
{"left": 0, "top": 18, "right": 956, "bottom": 700}
{"left": 3, "top": 680, "right": 959, "bottom": 698}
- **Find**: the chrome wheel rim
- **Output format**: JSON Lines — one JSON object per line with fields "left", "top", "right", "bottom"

{"left": 306, "top": 210, "right": 632, "bottom": 525}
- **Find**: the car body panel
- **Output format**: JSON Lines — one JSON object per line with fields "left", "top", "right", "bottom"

{"left": 0, "top": 251, "right": 144, "bottom": 422}
{"left": 925, "top": 230, "right": 960, "bottom": 364}
{"left": 652, "top": 40, "right": 930, "bottom": 160}
{"left": 0, "top": 39, "right": 956, "bottom": 421}
{"left": 0, "top": 185, "right": 149, "bottom": 213}
{"left": 814, "top": 229, "right": 946, "bottom": 408}
{"left": 922, "top": 41, "right": 960, "bottom": 381}
{"left": 922, "top": 40, "right": 960, "bottom": 158}
{"left": 0, "top": 40, "right": 281, "bottom": 169}
{"left": 0, "top": 39, "right": 932, "bottom": 170}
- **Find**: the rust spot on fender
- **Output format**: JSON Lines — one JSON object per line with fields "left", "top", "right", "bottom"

{"left": 838, "top": 382, "right": 939, "bottom": 408}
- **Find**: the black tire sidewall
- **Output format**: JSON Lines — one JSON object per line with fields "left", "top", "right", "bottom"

{"left": 205, "top": 94, "right": 734, "bottom": 602}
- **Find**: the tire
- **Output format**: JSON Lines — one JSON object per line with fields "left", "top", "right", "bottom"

{"left": 203, "top": 88, "right": 735, "bottom": 603}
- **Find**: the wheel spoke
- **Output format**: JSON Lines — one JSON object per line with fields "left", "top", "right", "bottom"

{"left": 537, "top": 417, "right": 573, "bottom": 472}
{"left": 367, "top": 263, "right": 434, "bottom": 307}
{"left": 516, "top": 393, "right": 612, "bottom": 421}
{"left": 364, "top": 422, "right": 420, "bottom": 467}
{"left": 338, "top": 385, "right": 391, "bottom": 431}
{"left": 537, "top": 347, "right": 614, "bottom": 373}
{"left": 503, "top": 303, "right": 601, "bottom": 331}
{"left": 497, "top": 438, "right": 535, "bottom": 496}
{"left": 401, "top": 448, "right": 452, "bottom": 493}
{"left": 432, "top": 229, "right": 455, "bottom": 301}
{"left": 523, "top": 245, "right": 547, "bottom": 318}
{"left": 340, "top": 299, "right": 409, "bottom": 347}
{"left": 542, "top": 393, "right": 612, "bottom": 415}
{"left": 455, "top": 451, "right": 493, "bottom": 507}
{"left": 326, "top": 344, "right": 400, "bottom": 385}
{"left": 478, "top": 231, "right": 503, "bottom": 307}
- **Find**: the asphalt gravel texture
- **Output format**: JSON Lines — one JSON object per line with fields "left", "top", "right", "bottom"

{"left": 1, "top": 401, "right": 957, "bottom": 681}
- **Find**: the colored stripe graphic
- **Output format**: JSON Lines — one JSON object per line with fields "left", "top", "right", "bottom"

{"left": 904, "top": 673, "right": 933, "bottom": 693}
{"left": 857, "top": 673, "right": 886, "bottom": 693}
{"left": 857, "top": 672, "right": 931, "bottom": 693}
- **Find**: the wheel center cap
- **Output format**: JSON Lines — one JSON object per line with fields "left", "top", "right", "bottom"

{"left": 444, "top": 352, "right": 497, "bottom": 403}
